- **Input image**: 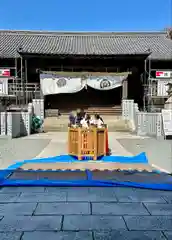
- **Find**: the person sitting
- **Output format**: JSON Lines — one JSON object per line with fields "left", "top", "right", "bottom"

{"left": 76, "top": 109, "right": 86, "bottom": 125}
{"left": 89, "top": 115, "right": 95, "bottom": 125}
{"left": 80, "top": 113, "right": 90, "bottom": 128}
{"left": 94, "top": 114, "right": 104, "bottom": 127}
{"left": 69, "top": 112, "right": 76, "bottom": 125}
{"left": 76, "top": 112, "right": 82, "bottom": 125}
{"left": 80, "top": 109, "right": 85, "bottom": 119}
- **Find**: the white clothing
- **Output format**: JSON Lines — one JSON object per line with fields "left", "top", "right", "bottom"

{"left": 80, "top": 119, "right": 89, "bottom": 128}
{"left": 95, "top": 119, "right": 104, "bottom": 127}
{"left": 89, "top": 118, "right": 95, "bottom": 125}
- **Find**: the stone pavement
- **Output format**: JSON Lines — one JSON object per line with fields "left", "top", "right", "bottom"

{"left": 0, "top": 132, "right": 172, "bottom": 239}
{"left": 118, "top": 138, "right": 172, "bottom": 173}
{"left": 0, "top": 137, "right": 50, "bottom": 169}
{"left": 28, "top": 131, "right": 147, "bottom": 158}
{"left": 0, "top": 131, "right": 148, "bottom": 169}
{"left": 0, "top": 186, "right": 171, "bottom": 239}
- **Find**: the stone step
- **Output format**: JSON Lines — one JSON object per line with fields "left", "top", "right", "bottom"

{"left": 44, "top": 116, "right": 123, "bottom": 124}
{"left": 43, "top": 118, "right": 130, "bottom": 132}
{"left": 45, "top": 106, "right": 122, "bottom": 117}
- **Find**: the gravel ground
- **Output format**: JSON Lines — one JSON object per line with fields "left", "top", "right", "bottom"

{"left": 0, "top": 138, "right": 50, "bottom": 169}
{"left": 117, "top": 138, "right": 172, "bottom": 173}
{"left": 0, "top": 138, "right": 9, "bottom": 147}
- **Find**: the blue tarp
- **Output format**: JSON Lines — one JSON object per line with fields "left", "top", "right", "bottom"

{"left": 6, "top": 152, "right": 148, "bottom": 170}
{"left": 0, "top": 152, "right": 172, "bottom": 191}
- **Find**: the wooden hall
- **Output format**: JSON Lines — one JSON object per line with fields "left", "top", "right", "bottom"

{"left": 0, "top": 30, "right": 172, "bottom": 116}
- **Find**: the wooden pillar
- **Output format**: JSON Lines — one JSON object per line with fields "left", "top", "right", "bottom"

{"left": 20, "top": 56, "right": 25, "bottom": 107}
{"left": 122, "top": 79, "right": 128, "bottom": 99}
{"left": 25, "top": 59, "right": 28, "bottom": 105}
{"left": 15, "top": 58, "right": 18, "bottom": 106}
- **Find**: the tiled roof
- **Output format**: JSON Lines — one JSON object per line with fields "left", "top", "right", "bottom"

{"left": 0, "top": 30, "right": 172, "bottom": 59}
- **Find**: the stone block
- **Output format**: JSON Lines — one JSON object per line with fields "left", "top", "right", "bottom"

{"left": 115, "top": 191, "right": 166, "bottom": 203}
{"left": 144, "top": 203, "right": 172, "bottom": 215}
{"left": 0, "top": 193, "right": 20, "bottom": 203}
{"left": 45, "top": 187, "right": 82, "bottom": 193}
{"left": 16, "top": 192, "right": 67, "bottom": 203}
{"left": 0, "top": 232, "right": 23, "bottom": 240}
{"left": 92, "top": 202, "right": 149, "bottom": 215}
{"left": 94, "top": 230, "right": 165, "bottom": 240}
{"left": 22, "top": 231, "right": 93, "bottom": 240}
{"left": 162, "top": 195, "right": 172, "bottom": 203}
{"left": 124, "top": 216, "right": 172, "bottom": 230}
{"left": 0, "top": 203, "right": 37, "bottom": 216}
{"left": 63, "top": 215, "right": 126, "bottom": 231}
{"left": 35, "top": 202, "right": 90, "bottom": 215}
{"left": 67, "top": 188, "right": 117, "bottom": 202}
{"left": 163, "top": 231, "right": 172, "bottom": 239}
{"left": 0, "top": 216, "right": 62, "bottom": 231}
{"left": 0, "top": 187, "right": 45, "bottom": 193}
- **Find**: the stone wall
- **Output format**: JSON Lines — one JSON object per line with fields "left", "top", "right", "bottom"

{"left": 122, "top": 99, "right": 164, "bottom": 138}
{"left": 0, "top": 111, "right": 31, "bottom": 138}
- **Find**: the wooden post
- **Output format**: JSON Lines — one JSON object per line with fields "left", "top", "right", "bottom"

{"left": 25, "top": 59, "right": 28, "bottom": 105}
{"left": 122, "top": 79, "right": 128, "bottom": 99}
{"left": 68, "top": 126, "right": 71, "bottom": 154}
{"left": 78, "top": 128, "right": 82, "bottom": 160}
{"left": 93, "top": 127, "right": 97, "bottom": 160}
{"left": 104, "top": 128, "right": 107, "bottom": 156}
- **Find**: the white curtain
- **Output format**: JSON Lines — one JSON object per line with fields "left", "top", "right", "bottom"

{"left": 40, "top": 73, "right": 127, "bottom": 95}
{"left": 40, "top": 74, "right": 85, "bottom": 95}
{"left": 87, "top": 76, "right": 125, "bottom": 90}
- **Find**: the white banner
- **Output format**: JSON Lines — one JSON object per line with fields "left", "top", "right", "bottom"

{"left": 162, "top": 109, "right": 172, "bottom": 136}
{"left": 87, "top": 76, "right": 125, "bottom": 90}
{"left": 40, "top": 74, "right": 85, "bottom": 95}
{"left": 0, "top": 78, "right": 8, "bottom": 95}
{"left": 157, "top": 79, "right": 172, "bottom": 96}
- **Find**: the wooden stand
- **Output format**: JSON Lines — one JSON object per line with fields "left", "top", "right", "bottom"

{"left": 68, "top": 126, "right": 107, "bottom": 160}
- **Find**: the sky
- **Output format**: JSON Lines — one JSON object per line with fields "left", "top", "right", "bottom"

{"left": 0, "top": 0, "right": 171, "bottom": 32}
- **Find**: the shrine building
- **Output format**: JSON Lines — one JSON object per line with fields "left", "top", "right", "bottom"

{"left": 0, "top": 30, "right": 172, "bottom": 116}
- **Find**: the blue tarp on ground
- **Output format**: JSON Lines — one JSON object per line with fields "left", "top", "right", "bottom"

{"left": 6, "top": 152, "right": 148, "bottom": 170}
{"left": 0, "top": 152, "right": 172, "bottom": 191}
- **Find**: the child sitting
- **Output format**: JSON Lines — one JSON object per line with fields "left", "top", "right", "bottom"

{"left": 80, "top": 113, "right": 90, "bottom": 128}
{"left": 94, "top": 114, "right": 104, "bottom": 128}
